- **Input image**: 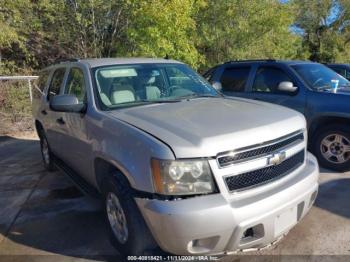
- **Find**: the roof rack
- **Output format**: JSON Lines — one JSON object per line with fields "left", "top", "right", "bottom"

{"left": 54, "top": 58, "right": 80, "bottom": 64}
{"left": 224, "top": 59, "right": 276, "bottom": 64}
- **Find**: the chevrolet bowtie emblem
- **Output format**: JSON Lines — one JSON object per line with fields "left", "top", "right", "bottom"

{"left": 268, "top": 151, "right": 287, "bottom": 165}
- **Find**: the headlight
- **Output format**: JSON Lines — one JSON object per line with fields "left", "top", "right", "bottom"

{"left": 151, "top": 159, "right": 216, "bottom": 195}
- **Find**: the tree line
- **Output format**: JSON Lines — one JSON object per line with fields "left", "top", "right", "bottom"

{"left": 1, "top": 0, "right": 350, "bottom": 74}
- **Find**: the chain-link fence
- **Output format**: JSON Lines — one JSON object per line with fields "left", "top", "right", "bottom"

{"left": 0, "top": 76, "right": 37, "bottom": 136}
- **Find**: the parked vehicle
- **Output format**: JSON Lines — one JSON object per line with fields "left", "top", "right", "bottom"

{"left": 32, "top": 58, "right": 319, "bottom": 256}
{"left": 325, "top": 63, "right": 350, "bottom": 80}
{"left": 205, "top": 60, "right": 350, "bottom": 171}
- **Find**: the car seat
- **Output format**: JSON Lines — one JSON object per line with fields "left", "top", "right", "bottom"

{"left": 110, "top": 78, "right": 135, "bottom": 104}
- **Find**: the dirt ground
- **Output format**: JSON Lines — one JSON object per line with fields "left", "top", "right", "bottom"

{"left": 0, "top": 134, "right": 349, "bottom": 262}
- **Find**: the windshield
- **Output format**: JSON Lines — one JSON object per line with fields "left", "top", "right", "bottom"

{"left": 292, "top": 63, "right": 350, "bottom": 90}
{"left": 93, "top": 63, "right": 219, "bottom": 109}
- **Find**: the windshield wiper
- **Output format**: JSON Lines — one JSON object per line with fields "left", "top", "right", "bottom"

{"left": 107, "top": 99, "right": 182, "bottom": 109}
{"left": 178, "top": 94, "right": 221, "bottom": 100}
{"left": 338, "top": 83, "right": 350, "bottom": 88}
{"left": 314, "top": 85, "right": 331, "bottom": 90}
{"left": 139, "top": 99, "right": 182, "bottom": 103}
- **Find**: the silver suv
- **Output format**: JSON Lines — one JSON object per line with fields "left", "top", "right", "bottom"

{"left": 32, "top": 58, "right": 319, "bottom": 256}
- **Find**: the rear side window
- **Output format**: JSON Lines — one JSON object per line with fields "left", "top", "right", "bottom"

{"left": 220, "top": 67, "right": 250, "bottom": 92}
{"left": 48, "top": 68, "right": 66, "bottom": 100}
{"left": 252, "top": 67, "right": 292, "bottom": 93}
{"left": 64, "top": 68, "right": 86, "bottom": 102}
{"left": 33, "top": 70, "right": 50, "bottom": 99}
{"left": 37, "top": 71, "right": 50, "bottom": 92}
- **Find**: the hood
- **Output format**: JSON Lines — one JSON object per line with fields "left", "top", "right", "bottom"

{"left": 107, "top": 97, "right": 306, "bottom": 158}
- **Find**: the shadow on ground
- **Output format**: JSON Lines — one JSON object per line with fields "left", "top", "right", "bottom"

{"left": 314, "top": 178, "right": 350, "bottom": 219}
{"left": 0, "top": 136, "right": 121, "bottom": 261}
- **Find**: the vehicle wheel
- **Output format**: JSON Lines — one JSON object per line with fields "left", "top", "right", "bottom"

{"left": 39, "top": 131, "right": 56, "bottom": 171}
{"left": 312, "top": 124, "right": 350, "bottom": 172}
{"left": 101, "top": 173, "right": 158, "bottom": 256}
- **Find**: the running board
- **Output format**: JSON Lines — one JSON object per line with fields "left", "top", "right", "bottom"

{"left": 52, "top": 155, "right": 101, "bottom": 199}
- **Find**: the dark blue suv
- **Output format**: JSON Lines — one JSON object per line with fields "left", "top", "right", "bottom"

{"left": 205, "top": 60, "right": 350, "bottom": 171}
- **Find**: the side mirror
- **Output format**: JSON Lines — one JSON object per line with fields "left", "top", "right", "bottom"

{"left": 50, "top": 94, "right": 86, "bottom": 113}
{"left": 278, "top": 81, "right": 298, "bottom": 93}
{"left": 211, "top": 81, "right": 222, "bottom": 91}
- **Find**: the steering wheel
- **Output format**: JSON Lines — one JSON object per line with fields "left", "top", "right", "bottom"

{"left": 312, "top": 78, "right": 324, "bottom": 87}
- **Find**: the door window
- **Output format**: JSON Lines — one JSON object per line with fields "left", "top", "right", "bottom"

{"left": 64, "top": 68, "right": 86, "bottom": 102}
{"left": 220, "top": 67, "right": 250, "bottom": 92}
{"left": 252, "top": 67, "right": 293, "bottom": 94}
{"left": 33, "top": 70, "right": 50, "bottom": 98}
{"left": 203, "top": 67, "right": 216, "bottom": 82}
{"left": 48, "top": 68, "right": 66, "bottom": 100}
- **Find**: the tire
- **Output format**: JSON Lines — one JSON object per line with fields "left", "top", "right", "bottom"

{"left": 101, "top": 172, "right": 158, "bottom": 256}
{"left": 311, "top": 124, "right": 350, "bottom": 172}
{"left": 38, "top": 130, "right": 56, "bottom": 171}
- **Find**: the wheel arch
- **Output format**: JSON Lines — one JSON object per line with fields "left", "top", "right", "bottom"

{"left": 308, "top": 115, "right": 350, "bottom": 144}
{"left": 34, "top": 120, "right": 44, "bottom": 136}
{"left": 94, "top": 157, "right": 132, "bottom": 194}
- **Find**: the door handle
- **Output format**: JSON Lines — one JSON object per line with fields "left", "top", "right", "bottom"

{"left": 41, "top": 110, "right": 47, "bottom": 115}
{"left": 56, "top": 117, "right": 65, "bottom": 125}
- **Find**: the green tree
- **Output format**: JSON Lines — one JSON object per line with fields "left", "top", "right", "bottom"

{"left": 196, "top": 0, "right": 300, "bottom": 69}
{"left": 0, "top": 0, "right": 30, "bottom": 74}
{"left": 293, "top": 0, "right": 350, "bottom": 62}
{"left": 26, "top": 0, "right": 134, "bottom": 67}
{"left": 127, "top": 0, "right": 203, "bottom": 68}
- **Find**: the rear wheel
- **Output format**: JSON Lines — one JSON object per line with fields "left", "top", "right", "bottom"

{"left": 39, "top": 131, "right": 55, "bottom": 171}
{"left": 312, "top": 124, "right": 350, "bottom": 172}
{"left": 101, "top": 172, "right": 158, "bottom": 256}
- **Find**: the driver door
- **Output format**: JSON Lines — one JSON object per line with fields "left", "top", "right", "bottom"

{"left": 246, "top": 66, "right": 306, "bottom": 114}
{"left": 58, "top": 66, "right": 92, "bottom": 182}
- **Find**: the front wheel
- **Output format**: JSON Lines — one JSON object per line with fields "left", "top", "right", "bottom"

{"left": 102, "top": 173, "right": 158, "bottom": 256}
{"left": 312, "top": 125, "right": 350, "bottom": 172}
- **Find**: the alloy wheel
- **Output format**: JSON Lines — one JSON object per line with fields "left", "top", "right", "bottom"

{"left": 106, "top": 192, "right": 129, "bottom": 244}
{"left": 320, "top": 133, "right": 350, "bottom": 164}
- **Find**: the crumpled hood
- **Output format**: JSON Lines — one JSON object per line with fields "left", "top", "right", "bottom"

{"left": 107, "top": 98, "right": 306, "bottom": 158}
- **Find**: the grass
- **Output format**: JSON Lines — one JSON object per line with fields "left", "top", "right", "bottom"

{"left": 0, "top": 81, "right": 34, "bottom": 135}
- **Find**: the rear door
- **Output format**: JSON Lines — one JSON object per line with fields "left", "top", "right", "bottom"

{"left": 245, "top": 66, "right": 306, "bottom": 113}
{"left": 43, "top": 67, "right": 67, "bottom": 156}
{"left": 219, "top": 65, "right": 253, "bottom": 98}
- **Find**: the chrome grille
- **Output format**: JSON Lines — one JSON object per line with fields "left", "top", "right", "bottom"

{"left": 217, "top": 131, "right": 304, "bottom": 168}
{"left": 225, "top": 150, "right": 305, "bottom": 192}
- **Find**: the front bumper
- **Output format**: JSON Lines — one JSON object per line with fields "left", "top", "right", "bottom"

{"left": 135, "top": 153, "right": 319, "bottom": 255}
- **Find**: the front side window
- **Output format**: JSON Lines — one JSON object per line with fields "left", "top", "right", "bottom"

{"left": 252, "top": 67, "right": 292, "bottom": 93}
{"left": 203, "top": 67, "right": 216, "bottom": 82}
{"left": 220, "top": 67, "right": 250, "bottom": 92}
{"left": 65, "top": 68, "right": 86, "bottom": 102}
{"left": 292, "top": 64, "right": 350, "bottom": 90}
{"left": 93, "top": 63, "right": 219, "bottom": 109}
{"left": 48, "top": 68, "right": 66, "bottom": 100}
